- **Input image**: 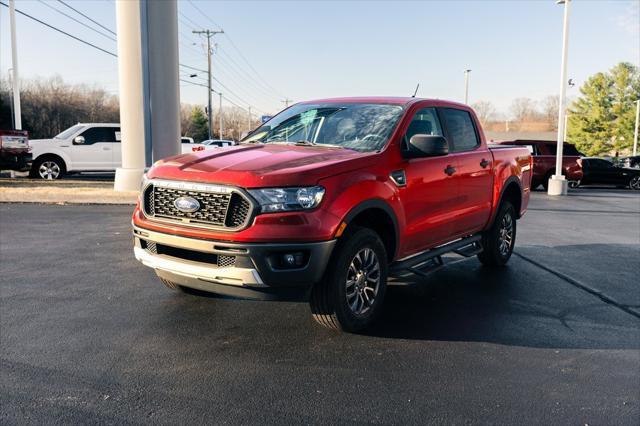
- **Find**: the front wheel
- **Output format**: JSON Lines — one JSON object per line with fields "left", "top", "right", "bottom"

{"left": 477, "top": 201, "right": 517, "bottom": 266}
{"left": 629, "top": 176, "right": 640, "bottom": 190}
{"left": 310, "top": 227, "right": 388, "bottom": 332}
{"left": 31, "top": 157, "right": 65, "bottom": 180}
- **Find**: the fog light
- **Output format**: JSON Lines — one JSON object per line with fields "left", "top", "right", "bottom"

{"left": 279, "top": 252, "right": 305, "bottom": 269}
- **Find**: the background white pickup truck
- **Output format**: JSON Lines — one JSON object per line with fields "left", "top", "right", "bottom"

{"left": 29, "top": 123, "right": 212, "bottom": 179}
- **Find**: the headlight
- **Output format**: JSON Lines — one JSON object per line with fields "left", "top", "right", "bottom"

{"left": 248, "top": 186, "right": 325, "bottom": 213}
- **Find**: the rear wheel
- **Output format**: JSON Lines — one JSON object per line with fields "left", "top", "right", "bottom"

{"left": 310, "top": 227, "right": 388, "bottom": 332}
{"left": 629, "top": 176, "right": 640, "bottom": 190}
{"left": 477, "top": 201, "right": 517, "bottom": 266}
{"left": 568, "top": 179, "right": 581, "bottom": 189}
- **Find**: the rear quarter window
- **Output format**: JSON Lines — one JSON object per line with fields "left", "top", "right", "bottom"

{"left": 441, "top": 108, "right": 479, "bottom": 152}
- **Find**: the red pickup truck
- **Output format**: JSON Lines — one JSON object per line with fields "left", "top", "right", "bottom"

{"left": 133, "top": 97, "right": 532, "bottom": 332}
{"left": 493, "top": 139, "right": 582, "bottom": 190}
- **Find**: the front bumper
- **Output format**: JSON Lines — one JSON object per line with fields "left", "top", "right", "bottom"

{"left": 133, "top": 225, "right": 336, "bottom": 300}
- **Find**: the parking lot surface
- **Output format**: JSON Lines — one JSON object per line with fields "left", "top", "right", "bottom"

{"left": 1, "top": 189, "right": 639, "bottom": 424}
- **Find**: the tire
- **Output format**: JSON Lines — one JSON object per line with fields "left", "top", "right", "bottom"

{"left": 309, "top": 227, "right": 388, "bottom": 332}
{"left": 477, "top": 201, "right": 517, "bottom": 267}
{"left": 159, "top": 277, "right": 186, "bottom": 292}
{"left": 568, "top": 179, "right": 581, "bottom": 189}
{"left": 31, "top": 156, "right": 66, "bottom": 180}
{"left": 629, "top": 176, "right": 640, "bottom": 190}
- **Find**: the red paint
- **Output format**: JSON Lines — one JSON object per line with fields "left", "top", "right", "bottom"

{"left": 134, "top": 98, "right": 531, "bottom": 260}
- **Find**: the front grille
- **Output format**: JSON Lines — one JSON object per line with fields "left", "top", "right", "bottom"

{"left": 142, "top": 181, "right": 252, "bottom": 230}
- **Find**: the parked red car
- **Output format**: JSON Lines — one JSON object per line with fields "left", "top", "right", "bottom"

{"left": 493, "top": 139, "right": 582, "bottom": 190}
{"left": 132, "top": 97, "right": 532, "bottom": 331}
{"left": 0, "top": 129, "right": 32, "bottom": 172}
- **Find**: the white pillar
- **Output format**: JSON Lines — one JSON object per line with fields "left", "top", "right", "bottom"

{"left": 633, "top": 100, "right": 639, "bottom": 157}
{"left": 147, "top": 0, "right": 180, "bottom": 160}
{"left": 9, "top": 0, "right": 21, "bottom": 130}
{"left": 114, "top": 0, "right": 146, "bottom": 191}
{"left": 114, "top": 0, "right": 180, "bottom": 192}
{"left": 548, "top": 0, "right": 571, "bottom": 196}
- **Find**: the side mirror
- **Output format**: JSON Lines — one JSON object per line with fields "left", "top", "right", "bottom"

{"left": 73, "top": 136, "right": 85, "bottom": 145}
{"left": 404, "top": 134, "right": 449, "bottom": 158}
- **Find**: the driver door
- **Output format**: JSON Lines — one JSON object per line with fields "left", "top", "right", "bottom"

{"left": 69, "top": 126, "right": 116, "bottom": 170}
{"left": 399, "top": 107, "right": 460, "bottom": 253}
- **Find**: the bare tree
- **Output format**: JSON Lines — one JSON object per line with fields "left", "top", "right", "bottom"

{"left": 471, "top": 101, "right": 496, "bottom": 126}
{"left": 542, "top": 95, "right": 559, "bottom": 130}
{"left": 510, "top": 97, "right": 539, "bottom": 122}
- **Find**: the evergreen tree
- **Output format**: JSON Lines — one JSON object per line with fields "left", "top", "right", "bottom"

{"left": 189, "top": 106, "right": 210, "bottom": 142}
{"left": 568, "top": 62, "right": 639, "bottom": 156}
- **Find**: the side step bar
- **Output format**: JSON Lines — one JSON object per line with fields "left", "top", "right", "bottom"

{"left": 389, "top": 234, "right": 482, "bottom": 278}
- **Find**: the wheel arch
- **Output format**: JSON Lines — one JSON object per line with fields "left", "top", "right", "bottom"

{"left": 341, "top": 199, "right": 400, "bottom": 261}
{"left": 499, "top": 177, "right": 523, "bottom": 218}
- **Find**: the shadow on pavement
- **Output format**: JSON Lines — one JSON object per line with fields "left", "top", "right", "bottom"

{"left": 360, "top": 248, "right": 639, "bottom": 349}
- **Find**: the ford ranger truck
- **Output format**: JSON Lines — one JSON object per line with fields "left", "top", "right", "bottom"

{"left": 133, "top": 97, "right": 532, "bottom": 332}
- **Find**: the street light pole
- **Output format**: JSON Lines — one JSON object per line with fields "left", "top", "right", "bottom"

{"left": 633, "top": 100, "right": 639, "bottom": 157}
{"left": 8, "top": 0, "right": 21, "bottom": 130}
{"left": 464, "top": 69, "right": 471, "bottom": 105}
{"left": 548, "top": 0, "right": 571, "bottom": 196}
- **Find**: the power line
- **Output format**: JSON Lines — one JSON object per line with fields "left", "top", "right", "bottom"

{"left": 56, "top": 0, "right": 116, "bottom": 36}
{"left": 0, "top": 1, "right": 117, "bottom": 57}
{"left": 38, "top": 0, "right": 117, "bottom": 42}
{"left": 186, "top": 0, "right": 285, "bottom": 99}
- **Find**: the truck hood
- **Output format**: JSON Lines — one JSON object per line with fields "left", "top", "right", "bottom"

{"left": 148, "top": 143, "right": 376, "bottom": 187}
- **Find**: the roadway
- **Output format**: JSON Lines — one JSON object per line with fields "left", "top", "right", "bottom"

{"left": 1, "top": 189, "right": 638, "bottom": 424}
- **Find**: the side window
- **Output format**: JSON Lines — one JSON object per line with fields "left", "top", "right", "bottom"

{"left": 80, "top": 127, "right": 117, "bottom": 145}
{"left": 403, "top": 107, "right": 443, "bottom": 151}
{"left": 441, "top": 108, "right": 479, "bottom": 152}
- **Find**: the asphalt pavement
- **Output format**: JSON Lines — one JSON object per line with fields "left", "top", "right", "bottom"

{"left": 1, "top": 189, "right": 639, "bottom": 424}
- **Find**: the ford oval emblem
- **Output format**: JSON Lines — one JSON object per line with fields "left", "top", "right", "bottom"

{"left": 174, "top": 196, "right": 200, "bottom": 213}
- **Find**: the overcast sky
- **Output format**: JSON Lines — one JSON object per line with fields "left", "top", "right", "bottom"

{"left": 1, "top": 0, "right": 638, "bottom": 117}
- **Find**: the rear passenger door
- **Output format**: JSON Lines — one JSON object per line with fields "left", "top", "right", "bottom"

{"left": 440, "top": 107, "right": 493, "bottom": 236}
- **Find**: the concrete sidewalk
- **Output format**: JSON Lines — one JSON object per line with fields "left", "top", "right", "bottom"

{"left": 0, "top": 179, "right": 137, "bottom": 204}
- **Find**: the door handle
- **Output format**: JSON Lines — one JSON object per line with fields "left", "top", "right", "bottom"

{"left": 444, "top": 165, "right": 456, "bottom": 176}
{"left": 480, "top": 159, "right": 490, "bottom": 168}
{"left": 103, "top": 147, "right": 111, "bottom": 151}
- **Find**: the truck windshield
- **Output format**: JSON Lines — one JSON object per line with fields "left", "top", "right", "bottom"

{"left": 55, "top": 124, "right": 84, "bottom": 139}
{"left": 243, "top": 103, "right": 404, "bottom": 152}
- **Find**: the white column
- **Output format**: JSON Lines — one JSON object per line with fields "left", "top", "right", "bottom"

{"left": 114, "top": 0, "right": 146, "bottom": 191}
{"left": 548, "top": 0, "right": 571, "bottom": 196}
{"left": 114, "top": 0, "right": 180, "bottom": 191}
{"left": 633, "top": 100, "right": 639, "bottom": 157}
{"left": 9, "top": 0, "right": 21, "bottom": 130}
{"left": 147, "top": 0, "right": 180, "bottom": 161}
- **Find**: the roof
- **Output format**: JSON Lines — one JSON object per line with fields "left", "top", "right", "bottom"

{"left": 76, "top": 122, "right": 120, "bottom": 126}
{"left": 298, "top": 96, "right": 468, "bottom": 108}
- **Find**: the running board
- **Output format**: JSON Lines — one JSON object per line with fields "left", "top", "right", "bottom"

{"left": 389, "top": 234, "right": 482, "bottom": 278}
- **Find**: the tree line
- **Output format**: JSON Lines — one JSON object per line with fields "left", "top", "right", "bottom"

{"left": 2, "top": 63, "right": 638, "bottom": 156}
{"left": 0, "top": 76, "right": 260, "bottom": 141}
{"left": 473, "top": 62, "right": 639, "bottom": 156}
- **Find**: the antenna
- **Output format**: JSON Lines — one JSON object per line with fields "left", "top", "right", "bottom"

{"left": 412, "top": 83, "right": 420, "bottom": 98}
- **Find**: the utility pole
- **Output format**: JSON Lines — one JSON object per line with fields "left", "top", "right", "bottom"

{"left": 193, "top": 29, "right": 224, "bottom": 140}
{"left": 633, "top": 100, "right": 639, "bottom": 156}
{"left": 247, "top": 106, "right": 252, "bottom": 133}
{"left": 282, "top": 98, "right": 292, "bottom": 108}
{"left": 463, "top": 69, "right": 471, "bottom": 105}
{"left": 548, "top": 0, "right": 571, "bottom": 196}
{"left": 9, "top": 0, "right": 21, "bottom": 129}
{"left": 219, "top": 92, "right": 223, "bottom": 139}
